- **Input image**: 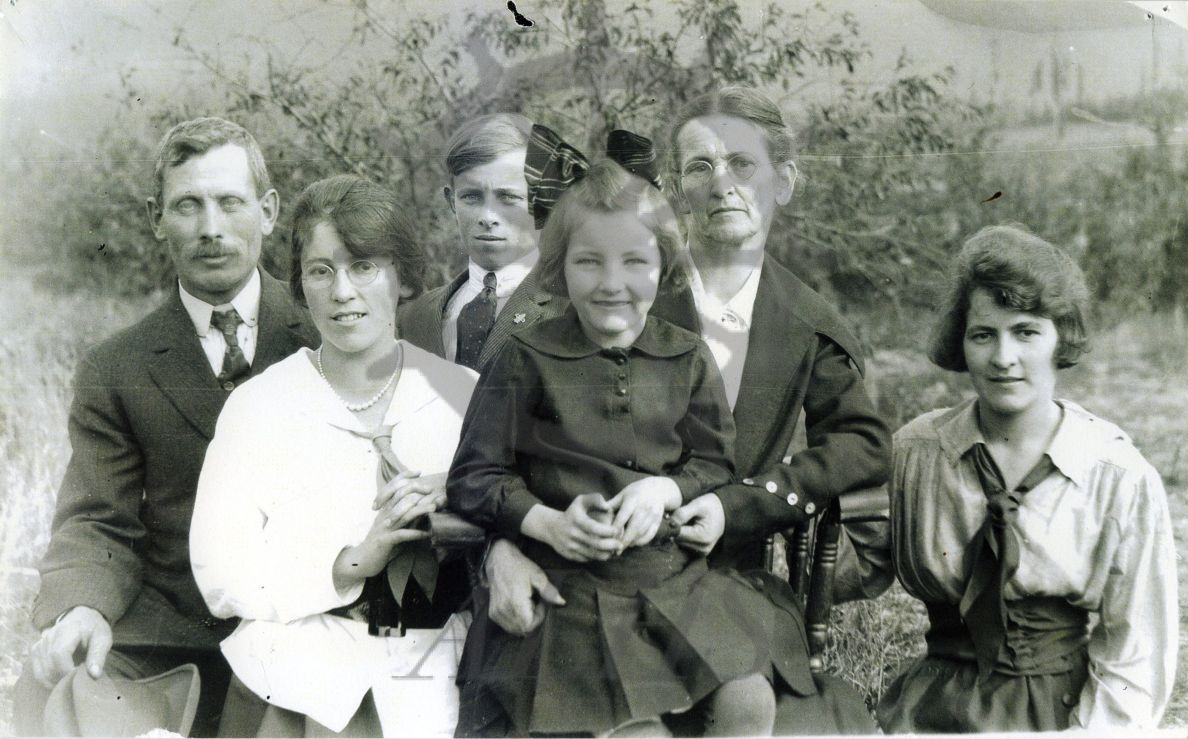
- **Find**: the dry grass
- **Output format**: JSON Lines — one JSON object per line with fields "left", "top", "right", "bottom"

{"left": 0, "top": 264, "right": 156, "bottom": 732}
{"left": 0, "top": 262, "right": 1184, "bottom": 732}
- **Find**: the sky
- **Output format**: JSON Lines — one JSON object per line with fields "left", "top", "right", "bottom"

{"left": 0, "top": 0, "right": 1184, "bottom": 153}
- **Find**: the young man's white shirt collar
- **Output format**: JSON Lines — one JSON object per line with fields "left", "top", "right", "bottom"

{"left": 179, "top": 267, "right": 262, "bottom": 375}
{"left": 442, "top": 250, "right": 540, "bottom": 362}
{"left": 684, "top": 251, "right": 763, "bottom": 411}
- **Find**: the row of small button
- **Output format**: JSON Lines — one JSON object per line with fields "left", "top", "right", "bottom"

{"left": 740, "top": 476, "right": 815, "bottom": 515}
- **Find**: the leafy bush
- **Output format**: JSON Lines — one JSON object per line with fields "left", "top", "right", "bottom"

{"left": 9, "top": 0, "right": 1185, "bottom": 338}
{"left": 985, "top": 127, "right": 1187, "bottom": 326}
{"left": 14, "top": 0, "right": 992, "bottom": 313}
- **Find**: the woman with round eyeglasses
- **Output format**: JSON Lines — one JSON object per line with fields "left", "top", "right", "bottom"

{"left": 678, "top": 152, "right": 759, "bottom": 188}
{"left": 870, "top": 225, "right": 1177, "bottom": 732}
{"left": 191, "top": 174, "right": 479, "bottom": 737}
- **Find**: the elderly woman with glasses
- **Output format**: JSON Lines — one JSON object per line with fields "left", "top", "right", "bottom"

{"left": 190, "top": 174, "right": 479, "bottom": 737}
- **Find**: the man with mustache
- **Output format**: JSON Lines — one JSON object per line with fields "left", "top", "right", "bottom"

{"left": 14, "top": 117, "right": 317, "bottom": 736}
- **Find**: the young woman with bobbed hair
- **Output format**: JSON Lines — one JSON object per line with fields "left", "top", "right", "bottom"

{"left": 874, "top": 224, "right": 1177, "bottom": 732}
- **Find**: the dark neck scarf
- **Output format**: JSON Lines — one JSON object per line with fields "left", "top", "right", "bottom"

{"left": 958, "top": 442, "right": 1055, "bottom": 677}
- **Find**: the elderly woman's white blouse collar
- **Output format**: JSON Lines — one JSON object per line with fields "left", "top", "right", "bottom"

{"left": 680, "top": 246, "right": 764, "bottom": 331}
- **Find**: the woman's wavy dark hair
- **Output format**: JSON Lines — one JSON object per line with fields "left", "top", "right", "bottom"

{"left": 535, "top": 159, "right": 686, "bottom": 298}
{"left": 929, "top": 223, "right": 1090, "bottom": 371}
{"left": 288, "top": 174, "right": 426, "bottom": 306}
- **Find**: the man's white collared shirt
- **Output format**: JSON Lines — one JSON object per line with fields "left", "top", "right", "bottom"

{"left": 179, "top": 268, "right": 262, "bottom": 376}
{"left": 442, "top": 251, "right": 539, "bottom": 362}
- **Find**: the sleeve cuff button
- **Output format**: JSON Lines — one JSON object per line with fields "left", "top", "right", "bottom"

{"left": 804, "top": 502, "right": 816, "bottom": 515}
{"left": 765, "top": 481, "right": 778, "bottom": 493}
{"left": 785, "top": 493, "right": 799, "bottom": 506}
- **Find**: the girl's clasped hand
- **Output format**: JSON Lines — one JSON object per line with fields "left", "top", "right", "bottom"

{"left": 535, "top": 476, "right": 682, "bottom": 562}
{"left": 608, "top": 476, "right": 681, "bottom": 550}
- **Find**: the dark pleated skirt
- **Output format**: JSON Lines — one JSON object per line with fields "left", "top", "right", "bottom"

{"left": 876, "top": 652, "right": 1089, "bottom": 733}
{"left": 466, "top": 542, "right": 817, "bottom": 736}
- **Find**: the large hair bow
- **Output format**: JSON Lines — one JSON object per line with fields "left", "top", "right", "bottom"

{"left": 524, "top": 124, "right": 662, "bottom": 229}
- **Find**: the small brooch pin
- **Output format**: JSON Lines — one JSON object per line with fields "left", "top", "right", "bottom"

{"left": 513, "top": 313, "right": 527, "bottom": 324}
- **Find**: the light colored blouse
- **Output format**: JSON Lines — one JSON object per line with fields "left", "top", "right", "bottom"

{"left": 190, "top": 344, "right": 477, "bottom": 735}
{"left": 890, "top": 398, "right": 1178, "bottom": 730}
{"left": 683, "top": 252, "right": 763, "bottom": 411}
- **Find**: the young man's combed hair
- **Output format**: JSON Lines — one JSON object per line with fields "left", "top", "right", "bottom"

{"left": 444, "top": 113, "right": 534, "bottom": 179}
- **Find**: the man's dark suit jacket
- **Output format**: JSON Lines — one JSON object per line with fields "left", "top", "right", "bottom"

{"left": 651, "top": 255, "right": 891, "bottom": 571}
{"left": 32, "top": 271, "right": 318, "bottom": 652}
{"left": 398, "top": 268, "right": 565, "bottom": 370}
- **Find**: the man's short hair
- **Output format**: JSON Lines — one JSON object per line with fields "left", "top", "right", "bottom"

{"left": 444, "top": 114, "right": 534, "bottom": 179}
{"left": 151, "top": 117, "right": 272, "bottom": 204}
{"left": 288, "top": 174, "right": 426, "bottom": 306}
{"left": 666, "top": 86, "right": 797, "bottom": 169}
{"left": 535, "top": 159, "right": 685, "bottom": 298}
{"left": 929, "top": 223, "right": 1091, "bottom": 371}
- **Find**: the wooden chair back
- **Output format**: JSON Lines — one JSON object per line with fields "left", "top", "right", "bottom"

{"left": 773, "top": 486, "right": 889, "bottom": 672}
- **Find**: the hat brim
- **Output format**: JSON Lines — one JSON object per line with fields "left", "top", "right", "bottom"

{"left": 43, "top": 662, "right": 201, "bottom": 737}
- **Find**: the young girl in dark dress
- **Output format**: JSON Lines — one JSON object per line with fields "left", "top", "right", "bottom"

{"left": 447, "top": 157, "right": 815, "bottom": 736}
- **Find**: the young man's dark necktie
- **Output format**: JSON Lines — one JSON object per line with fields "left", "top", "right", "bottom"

{"left": 210, "top": 308, "right": 251, "bottom": 387}
{"left": 455, "top": 272, "right": 498, "bottom": 370}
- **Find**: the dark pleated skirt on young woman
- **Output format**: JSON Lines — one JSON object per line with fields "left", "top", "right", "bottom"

{"left": 464, "top": 540, "right": 818, "bottom": 736}
{"left": 877, "top": 599, "right": 1090, "bottom": 733}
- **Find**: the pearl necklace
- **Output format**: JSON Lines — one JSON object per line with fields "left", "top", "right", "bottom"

{"left": 316, "top": 344, "right": 403, "bottom": 412}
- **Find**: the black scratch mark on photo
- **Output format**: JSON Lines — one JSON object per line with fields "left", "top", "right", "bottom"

{"left": 507, "top": 1, "right": 534, "bottom": 27}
